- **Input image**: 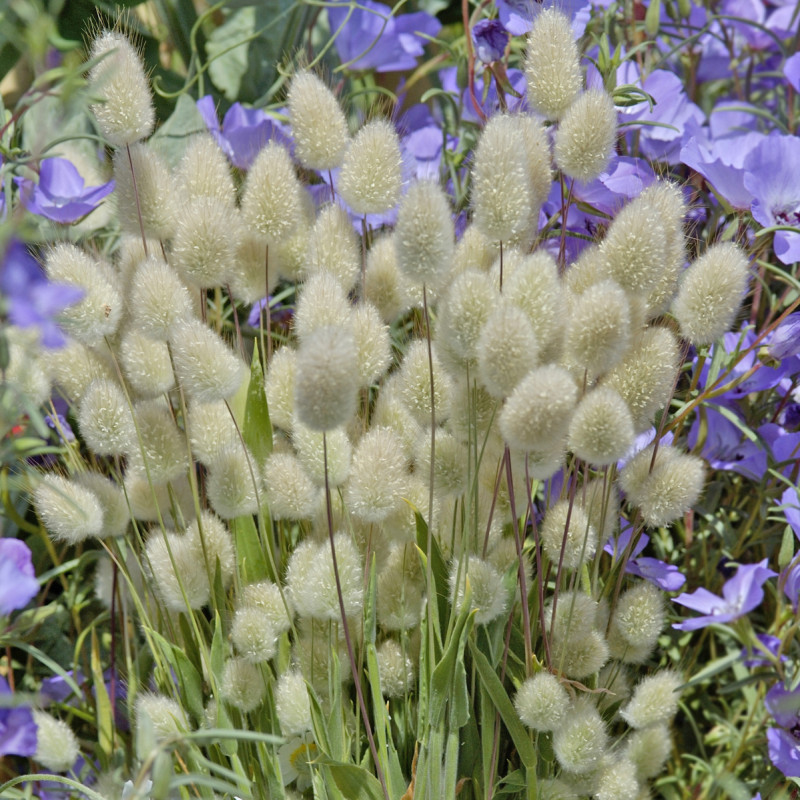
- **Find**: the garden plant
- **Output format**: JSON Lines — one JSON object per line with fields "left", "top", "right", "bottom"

{"left": 0, "top": 0, "right": 799, "bottom": 798}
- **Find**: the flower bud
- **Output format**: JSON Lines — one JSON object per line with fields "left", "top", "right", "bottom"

{"left": 621, "top": 670, "right": 682, "bottom": 729}
{"left": 619, "top": 444, "right": 705, "bottom": 528}
{"left": 113, "top": 143, "right": 178, "bottom": 240}
{"left": 88, "top": 31, "right": 154, "bottom": 146}
{"left": 33, "top": 711, "right": 79, "bottom": 773}
{"left": 376, "top": 640, "right": 415, "bottom": 699}
{"left": 145, "top": 528, "right": 208, "bottom": 610}
{"left": 415, "top": 429, "right": 468, "bottom": 498}
{"left": 275, "top": 670, "right": 312, "bottom": 735}
{"left": 672, "top": 242, "right": 749, "bottom": 345}
{"left": 552, "top": 697, "right": 608, "bottom": 774}
{"left": 169, "top": 319, "right": 246, "bottom": 403}
{"left": 240, "top": 579, "right": 293, "bottom": 633}
{"left": 524, "top": 8, "right": 582, "bottom": 120}
{"left": 338, "top": 119, "right": 402, "bottom": 215}
{"left": 514, "top": 672, "right": 570, "bottom": 732}
{"left": 263, "top": 452, "right": 321, "bottom": 520}
{"left": 554, "top": 90, "right": 617, "bottom": 183}
{"left": 78, "top": 378, "right": 135, "bottom": 457}
{"left": 540, "top": 500, "right": 597, "bottom": 570}
{"left": 220, "top": 657, "right": 265, "bottom": 713}
{"left": 568, "top": 386, "right": 635, "bottom": 467}
{"left": 33, "top": 474, "right": 104, "bottom": 544}
{"left": 288, "top": 70, "right": 349, "bottom": 171}
{"left": 499, "top": 365, "right": 578, "bottom": 452}
{"left": 294, "top": 323, "right": 358, "bottom": 431}
{"left": 395, "top": 180, "right": 455, "bottom": 286}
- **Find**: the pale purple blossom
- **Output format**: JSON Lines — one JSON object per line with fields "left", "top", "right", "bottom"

{"left": 0, "top": 676, "right": 37, "bottom": 758}
{"left": 741, "top": 633, "right": 786, "bottom": 667}
{"left": 472, "top": 20, "right": 509, "bottom": 63}
{"left": 0, "top": 539, "right": 38, "bottom": 615}
{"left": 785, "top": 53, "right": 800, "bottom": 92}
{"left": 604, "top": 523, "right": 686, "bottom": 591}
{"left": 15, "top": 158, "right": 114, "bottom": 224}
{"left": 765, "top": 682, "right": 800, "bottom": 777}
{"left": 672, "top": 559, "right": 776, "bottom": 631}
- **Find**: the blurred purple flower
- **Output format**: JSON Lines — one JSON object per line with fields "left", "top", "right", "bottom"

{"left": 744, "top": 135, "right": 800, "bottom": 265}
{"left": 768, "top": 313, "right": 800, "bottom": 359}
{"left": 400, "top": 104, "right": 457, "bottom": 181}
{"left": 782, "top": 562, "right": 800, "bottom": 610}
{"left": 440, "top": 66, "right": 528, "bottom": 124}
{"left": 15, "top": 158, "right": 114, "bottom": 224}
{"left": 741, "top": 633, "right": 785, "bottom": 667}
{"left": 604, "top": 523, "right": 686, "bottom": 591}
{"left": 672, "top": 559, "right": 776, "bottom": 631}
{"left": 785, "top": 53, "right": 800, "bottom": 92}
{"left": 0, "top": 539, "right": 38, "bottom": 615}
{"left": 494, "top": 0, "right": 594, "bottom": 36}
{"left": 765, "top": 682, "right": 800, "bottom": 777}
{"left": 0, "top": 239, "right": 83, "bottom": 348}
{"left": 778, "top": 487, "right": 800, "bottom": 540}
{"left": 0, "top": 676, "right": 37, "bottom": 758}
{"left": 472, "top": 19, "right": 510, "bottom": 63}
{"left": 327, "top": 0, "right": 441, "bottom": 73}
{"left": 196, "top": 96, "right": 291, "bottom": 171}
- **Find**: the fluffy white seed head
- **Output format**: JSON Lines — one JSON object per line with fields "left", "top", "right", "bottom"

{"left": 376, "top": 639, "right": 415, "bottom": 698}
{"left": 264, "top": 346, "right": 297, "bottom": 432}
{"left": 220, "top": 657, "right": 265, "bottom": 713}
{"left": 309, "top": 203, "right": 361, "bottom": 290}
{"left": 478, "top": 301, "right": 539, "bottom": 399}
{"left": 540, "top": 500, "right": 597, "bottom": 570}
{"left": 294, "top": 323, "right": 358, "bottom": 431}
{"left": 449, "top": 556, "right": 509, "bottom": 624}
{"left": 555, "top": 629, "right": 610, "bottom": 680}
{"left": 607, "top": 581, "right": 666, "bottom": 664}
{"left": 338, "top": 119, "right": 402, "bottom": 215}
{"left": 471, "top": 114, "right": 535, "bottom": 243}
{"left": 169, "top": 319, "right": 246, "bottom": 403}
{"left": 288, "top": 70, "right": 349, "bottom": 170}
{"left": 136, "top": 693, "right": 188, "bottom": 743}
{"left": 364, "top": 233, "right": 409, "bottom": 322}
{"left": 33, "top": 474, "right": 104, "bottom": 544}
{"left": 293, "top": 421, "right": 351, "bottom": 487}
{"left": 119, "top": 328, "right": 175, "bottom": 398}
{"left": 186, "top": 400, "right": 239, "bottom": 466}
{"left": 600, "top": 192, "right": 669, "bottom": 296}
{"left": 33, "top": 710, "right": 80, "bottom": 773}
{"left": 377, "top": 543, "right": 425, "bottom": 630}
{"left": 514, "top": 672, "right": 570, "bottom": 732}
{"left": 602, "top": 326, "right": 681, "bottom": 432}
{"left": 171, "top": 197, "right": 243, "bottom": 288}
{"left": 564, "top": 280, "right": 631, "bottom": 377}
{"left": 189, "top": 511, "right": 236, "bottom": 587}
{"left": 127, "top": 400, "right": 187, "bottom": 483}
{"left": 271, "top": 192, "right": 316, "bottom": 284}
{"left": 414, "top": 429, "right": 468, "bottom": 497}
{"left": 524, "top": 9, "right": 582, "bottom": 120}
{"left": 582, "top": 480, "right": 619, "bottom": 546}
{"left": 88, "top": 31, "right": 154, "bottom": 146}
{"left": 555, "top": 90, "right": 617, "bottom": 183}
{"left": 437, "top": 269, "right": 499, "bottom": 369}
{"left": 206, "top": 444, "right": 261, "bottom": 519}
{"left": 672, "top": 242, "right": 749, "bottom": 345}
{"left": 123, "top": 472, "right": 195, "bottom": 525}
{"left": 504, "top": 250, "right": 565, "bottom": 361}
{"left": 241, "top": 142, "right": 303, "bottom": 243}
{"left": 594, "top": 757, "right": 640, "bottom": 800}
{"left": 240, "top": 579, "right": 292, "bottom": 634}
{"left": 77, "top": 378, "right": 135, "bottom": 456}
{"left": 145, "top": 529, "right": 209, "bottom": 610}
{"left": 129, "top": 257, "right": 194, "bottom": 341}
{"left": 546, "top": 591, "right": 606, "bottom": 643}
{"left": 293, "top": 271, "right": 352, "bottom": 343}
{"left": 113, "top": 143, "right": 178, "bottom": 240}
{"left": 519, "top": 115, "right": 554, "bottom": 207}
{"left": 597, "top": 661, "right": 633, "bottom": 713}
{"left": 449, "top": 225, "right": 497, "bottom": 283}
{"left": 625, "top": 723, "right": 672, "bottom": 780}
{"left": 398, "top": 340, "right": 454, "bottom": 425}
{"left": 73, "top": 472, "right": 129, "bottom": 538}
{"left": 619, "top": 445, "right": 705, "bottom": 528}
{"left": 227, "top": 233, "right": 276, "bottom": 304}
{"left": 394, "top": 180, "right": 455, "bottom": 285}
{"left": 275, "top": 670, "right": 312, "bottom": 736}
{"left": 351, "top": 302, "right": 392, "bottom": 387}
{"left": 44, "top": 244, "right": 122, "bottom": 346}
{"left": 621, "top": 670, "right": 682, "bottom": 729}
{"left": 346, "top": 427, "right": 409, "bottom": 523}
{"left": 176, "top": 133, "right": 236, "bottom": 205}
{"left": 499, "top": 365, "right": 577, "bottom": 452}
{"left": 568, "top": 386, "right": 635, "bottom": 466}
{"left": 553, "top": 697, "right": 609, "bottom": 775}
{"left": 263, "top": 452, "right": 321, "bottom": 520}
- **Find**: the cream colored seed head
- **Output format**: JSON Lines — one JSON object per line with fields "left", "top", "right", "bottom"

{"left": 263, "top": 452, "right": 321, "bottom": 520}
{"left": 206, "top": 443, "right": 261, "bottom": 519}
{"left": 293, "top": 271, "right": 352, "bottom": 343}
{"left": 607, "top": 580, "right": 666, "bottom": 664}
{"left": 241, "top": 142, "right": 303, "bottom": 243}
{"left": 552, "top": 697, "right": 608, "bottom": 775}
{"left": 524, "top": 8, "right": 583, "bottom": 120}
{"left": 129, "top": 257, "right": 193, "bottom": 341}
{"left": 397, "top": 340, "right": 454, "bottom": 425}
{"left": 292, "top": 420, "right": 352, "bottom": 487}
{"left": 540, "top": 500, "right": 597, "bottom": 570}
{"left": 352, "top": 302, "right": 392, "bottom": 387}
{"left": 33, "top": 474, "right": 104, "bottom": 544}
{"left": 73, "top": 472, "right": 129, "bottom": 539}
{"left": 77, "top": 377, "right": 135, "bottom": 457}
{"left": 364, "top": 233, "right": 409, "bottom": 322}
{"left": 264, "top": 346, "right": 297, "bottom": 432}
{"left": 119, "top": 328, "right": 175, "bottom": 398}
{"left": 32, "top": 711, "right": 80, "bottom": 773}
{"left": 338, "top": 118, "right": 402, "bottom": 215}
{"left": 621, "top": 670, "right": 683, "bottom": 729}
{"left": 227, "top": 232, "right": 277, "bottom": 304}
{"left": 309, "top": 202, "right": 361, "bottom": 291}
{"left": 127, "top": 400, "right": 187, "bottom": 483}
{"left": 288, "top": 69, "right": 349, "bottom": 170}
{"left": 514, "top": 672, "right": 570, "bottom": 732}
{"left": 568, "top": 385, "right": 635, "bottom": 467}
{"left": 176, "top": 133, "right": 236, "bottom": 205}
{"left": 554, "top": 89, "right": 618, "bottom": 183}
{"left": 89, "top": 31, "right": 154, "bottom": 146}
{"left": 376, "top": 640, "right": 415, "bottom": 698}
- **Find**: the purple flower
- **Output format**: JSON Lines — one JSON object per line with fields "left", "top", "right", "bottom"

{"left": 327, "top": 0, "right": 441, "bottom": 73}
{"left": 0, "top": 676, "right": 37, "bottom": 758}
{"left": 778, "top": 487, "right": 800, "bottom": 540}
{"left": 741, "top": 633, "right": 786, "bottom": 667}
{"left": 768, "top": 313, "right": 800, "bottom": 359}
{"left": 15, "top": 158, "right": 114, "bottom": 224}
{"left": 765, "top": 682, "right": 800, "bottom": 777}
{"left": 494, "top": 0, "right": 593, "bottom": 36}
{"left": 785, "top": 53, "right": 800, "bottom": 92}
{"left": 744, "top": 135, "right": 800, "bottom": 265}
{"left": 0, "top": 239, "right": 83, "bottom": 348}
{"left": 604, "top": 523, "right": 686, "bottom": 591}
{"left": 782, "top": 562, "right": 800, "bottom": 611}
{"left": 672, "top": 559, "right": 777, "bottom": 631}
{"left": 196, "top": 96, "right": 291, "bottom": 171}
{"left": 472, "top": 20, "right": 510, "bottom": 63}
{"left": 0, "top": 539, "right": 38, "bottom": 616}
